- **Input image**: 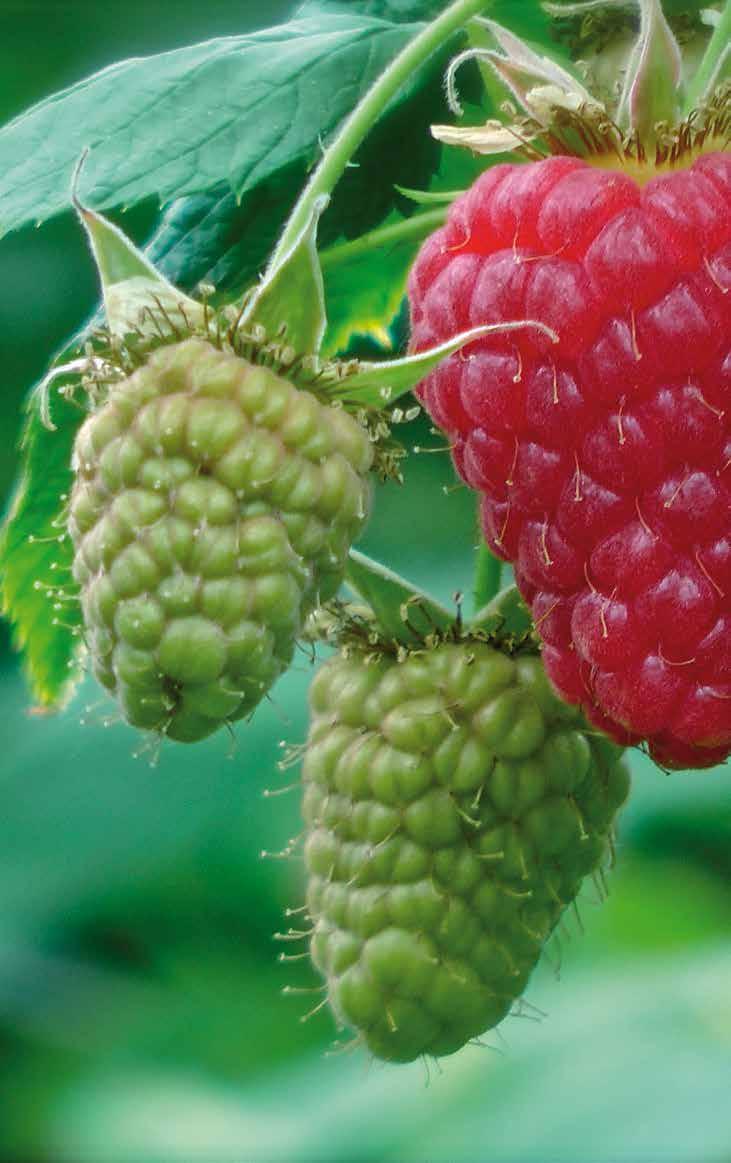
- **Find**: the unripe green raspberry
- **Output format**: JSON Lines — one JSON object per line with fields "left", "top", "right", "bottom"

{"left": 69, "top": 337, "right": 372, "bottom": 741}
{"left": 302, "top": 640, "right": 629, "bottom": 1062}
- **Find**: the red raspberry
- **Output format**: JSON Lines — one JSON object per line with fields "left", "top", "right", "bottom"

{"left": 409, "top": 154, "right": 731, "bottom": 770}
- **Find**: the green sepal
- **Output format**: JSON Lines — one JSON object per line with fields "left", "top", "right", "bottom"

{"left": 394, "top": 185, "right": 466, "bottom": 205}
{"left": 334, "top": 319, "right": 558, "bottom": 408}
{"left": 78, "top": 204, "right": 203, "bottom": 338}
{"left": 617, "top": 0, "right": 683, "bottom": 138}
{"left": 469, "top": 584, "right": 534, "bottom": 640}
{"left": 476, "top": 17, "right": 594, "bottom": 114}
{"left": 345, "top": 549, "right": 455, "bottom": 647}
{"left": 79, "top": 205, "right": 163, "bottom": 287}
{"left": 241, "top": 194, "right": 329, "bottom": 357}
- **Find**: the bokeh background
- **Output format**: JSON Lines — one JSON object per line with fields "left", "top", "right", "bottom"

{"left": 0, "top": 4, "right": 729, "bottom": 1161}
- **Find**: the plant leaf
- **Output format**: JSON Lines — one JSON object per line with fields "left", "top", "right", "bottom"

{"left": 320, "top": 207, "right": 445, "bottom": 356}
{"left": 0, "top": 14, "right": 420, "bottom": 238}
{"left": 138, "top": 26, "right": 456, "bottom": 309}
{"left": 298, "top": 0, "right": 448, "bottom": 20}
{"left": 0, "top": 377, "right": 82, "bottom": 707}
{"left": 145, "top": 175, "right": 300, "bottom": 302}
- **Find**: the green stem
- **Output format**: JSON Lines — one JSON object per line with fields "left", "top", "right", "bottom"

{"left": 473, "top": 542, "right": 502, "bottom": 613}
{"left": 319, "top": 207, "right": 447, "bottom": 270}
{"left": 268, "top": 0, "right": 491, "bottom": 272}
{"left": 684, "top": 0, "right": 731, "bottom": 111}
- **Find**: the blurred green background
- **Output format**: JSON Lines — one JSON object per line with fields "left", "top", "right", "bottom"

{"left": 0, "top": 4, "right": 729, "bottom": 1161}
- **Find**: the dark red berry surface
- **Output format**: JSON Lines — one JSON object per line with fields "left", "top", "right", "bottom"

{"left": 409, "top": 154, "right": 730, "bottom": 770}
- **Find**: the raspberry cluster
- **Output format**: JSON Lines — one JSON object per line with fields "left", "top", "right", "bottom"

{"left": 409, "top": 154, "right": 730, "bottom": 769}
{"left": 69, "top": 338, "right": 372, "bottom": 741}
{"left": 303, "top": 640, "right": 629, "bottom": 1061}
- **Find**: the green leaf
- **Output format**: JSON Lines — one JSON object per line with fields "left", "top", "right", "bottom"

{"left": 489, "top": 0, "right": 554, "bottom": 42}
{"left": 146, "top": 125, "right": 474, "bottom": 361}
{"left": 0, "top": 378, "right": 82, "bottom": 706}
{"left": 305, "top": 0, "right": 550, "bottom": 38}
{"left": 0, "top": 14, "right": 420, "bottom": 237}
{"left": 141, "top": 12, "right": 465, "bottom": 313}
{"left": 145, "top": 176, "right": 299, "bottom": 301}
{"left": 345, "top": 549, "right": 455, "bottom": 644}
{"left": 320, "top": 207, "right": 445, "bottom": 356}
{"left": 299, "top": 0, "right": 448, "bottom": 20}
{"left": 318, "top": 145, "right": 484, "bottom": 354}
{"left": 135, "top": 24, "right": 458, "bottom": 314}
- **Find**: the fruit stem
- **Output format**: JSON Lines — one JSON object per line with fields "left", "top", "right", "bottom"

{"left": 473, "top": 542, "right": 502, "bottom": 613}
{"left": 319, "top": 207, "right": 447, "bottom": 271}
{"left": 684, "top": 0, "right": 731, "bottom": 112}
{"left": 267, "top": 0, "right": 491, "bottom": 272}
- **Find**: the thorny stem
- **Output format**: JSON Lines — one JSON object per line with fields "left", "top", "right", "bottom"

{"left": 473, "top": 540, "right": 503, "bottom": 613}
{"left": 684, "top": 0, "right": 731, "bottom": 112}
{"left": 268, "top": 0, "right": 492, "bottom": 271}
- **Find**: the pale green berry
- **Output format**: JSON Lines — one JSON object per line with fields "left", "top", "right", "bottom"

{"left": 69, "top": 338, "right": 373, "bottom": 741}
{"left": 301, "top": 640, "right": 630, "bottom": 1062}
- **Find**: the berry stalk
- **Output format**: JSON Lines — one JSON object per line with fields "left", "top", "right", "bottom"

{"left": 320, "top": 208, "right": 447, "bottom": 274}
{"left": 269, "top": 0, "right": 492, "bottom": 271}
{"left": 684, "top": 0, "right": 731, "bottom": 111}
{"left": 473, "top": 542, "right": 503, "bottom": 613}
